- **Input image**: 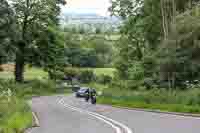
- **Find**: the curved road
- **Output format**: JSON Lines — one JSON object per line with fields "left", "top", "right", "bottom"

{"left": 27, "top": 95, "right": 200, "bottom": 133}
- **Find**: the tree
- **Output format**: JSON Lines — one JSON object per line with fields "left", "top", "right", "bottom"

{"left": 110, "top": 0, "right": 162, "bottom": 79}
{"left": 158, "top": 6, "right": 200, "bottom": 88}
{"left": 10, "top": 0, "right": 66, "bottom": 82}
{"left": 89, "top": 37, "right": 113, "bottom": 67}
{"left": 0, "top": 0, "right": 15, "bottom": 67}
{"left": 95, "top": 27, "right": 102, "bottom": 34}
{"left": 110, "top": 0, "right": 200, "bottom": 89}
{"left": 31, "top": 26, "right": 66, "bottom": 79}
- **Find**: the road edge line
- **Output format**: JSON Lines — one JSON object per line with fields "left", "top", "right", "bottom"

{"left": 32, "top": 111, "right": 40, "bottom": 127}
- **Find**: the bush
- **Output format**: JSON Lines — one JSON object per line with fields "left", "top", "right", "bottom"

{"left": 0, "top": 96, "right": 32, "bottom": 132}
{"left": 99, "top": 86, "right": 200, "bottom": 113}
{"left": 143, "top": 78, "right": 157, "bottom": 89}
{"left": 0, "top": 79, "right": 57, "bottom": 98}
{"left": 78, "top": 69, "right": 95, "bottom": 83}
{"left": 64, "top": 68, "right": 79, "bottom": 79}
{"left": 97, "top": 74, "right": 112, "bottom": 84}
{"left": 53, "top": 71, "right": 65, "bottom": 80}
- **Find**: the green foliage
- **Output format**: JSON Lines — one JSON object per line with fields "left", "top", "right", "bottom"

{"left": 64, "top": 67, "right": 79, "bottom": 79}
{"left": 97, "top": 74, "right": 113, "bottom": 84}
{"left": 79, "top": 69, "right": 95, "bottom": 83}
{"left": 93, "top": 68, "right": 116, "bottom": 77}
{"left": 0, "top": 79, "right": 58, "bottom": 98}
{"left": 111, "top": 0, "right": 200, "bottom": 89}
{"left": 157, "top": 8, "right": 200, "bottom": 87}
{"left": 95, "top": 27, "right": 102, "bottom": 34}
{"left": 0, "top": 0, "right": 15, "bottom": 65}
{"left": 5, "top": 0, "right": 66, "bottom": 82}
{"left": 99, "top": 86, "right": 200, "bottom": 113}
{"left": 0, "top": 78, "right": 69, "bottom": 132}
{"left": 32, "top": 26, "right": 66, "bottom": 79}
{"left": 0, "top": 67, "right": 48, "bottom": 80}
{"left": 64, "top": 35, "right": 114, "bottom": 68}
{"left": 0, "top": 96, "right": 32, "bottom": 132}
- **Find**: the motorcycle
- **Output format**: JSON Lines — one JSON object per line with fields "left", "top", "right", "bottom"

{"left": 85, "top": 92, "right": 90, "bottom": 102}
{"left": 91, "top": 95, "right": 97, "bottom": 104}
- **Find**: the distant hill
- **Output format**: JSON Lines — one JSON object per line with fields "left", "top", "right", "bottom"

{"left": 61, "top": 12, "right": 121, "bottom": 25}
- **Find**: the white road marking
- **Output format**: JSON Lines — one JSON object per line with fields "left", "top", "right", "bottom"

{"left": 32, "top": 112, "right": 40, "bottom": 127}
{"left": 59, "top": 100, "right": 121, "bottom": 133}
{"left": 58, "top": 99, "right": 133, "bottom": 133}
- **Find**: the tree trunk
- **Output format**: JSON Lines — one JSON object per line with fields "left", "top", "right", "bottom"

{"left": 15, "top": 42, "right": 25, "bottom": 83}
{"left": 0, "top": 56, "right": 3, "bottom": 71}
{"left": 15, "top": 0, "right": 29, "bottom": 83}
{"left": 48, "top": 70, "right": 54, "bottom": 80}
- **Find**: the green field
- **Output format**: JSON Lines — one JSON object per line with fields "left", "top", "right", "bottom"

{"left": 0, "top": 67, "right": 115, "bottom": 80}
{"left": 0, "top": 67, "right": 48, "bottom": 80}
{"left": 93, "top": 68, "right": 116, "bottom": 77}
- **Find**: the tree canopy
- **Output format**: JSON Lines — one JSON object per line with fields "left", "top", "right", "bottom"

{"left": 7, "top": 0, "right": 66, "bottom": 82}
{"left": 111, "top": 0, "right": 200, "bottom": 88}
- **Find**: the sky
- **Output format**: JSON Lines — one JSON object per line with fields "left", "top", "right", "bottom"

{"left": 61, "top": 0, "right": 111, "bottom": 16}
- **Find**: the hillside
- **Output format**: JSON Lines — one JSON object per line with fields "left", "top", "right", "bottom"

{"left": 61, "top": 12, "right": 121, "bottom": 25}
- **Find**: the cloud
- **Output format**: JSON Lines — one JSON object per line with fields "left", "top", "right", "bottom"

{"left": 61, "top": 0, "right": 111, "bottom": 16}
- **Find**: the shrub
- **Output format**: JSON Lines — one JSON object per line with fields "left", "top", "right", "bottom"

{"left": 143, "top": 78, "right": 157, "bottom": 90}
{"left": 97, "top": 74, "right": 112, "bottom": 84}
{"left": 51, "top": 71, "right": 65, "bottom": 80}
{"left": 0, "top": 79, "right": 57, "bottom": 98}
{"left": 0, "top": 97, "right": 32, "bottom": 133}
{"left": 78, "top": 69, "right": 95, "bottom": 83}
{"left": 64, "top": 67, "right": 79, "bottom": 79}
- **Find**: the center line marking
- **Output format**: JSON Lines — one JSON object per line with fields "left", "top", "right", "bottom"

{"left": 58, "top": 98, "right": 133, "bottom": 133}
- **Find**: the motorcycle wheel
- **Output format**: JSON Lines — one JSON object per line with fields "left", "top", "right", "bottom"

{"left": 91, "top": 97, "right": 96, "bottom": 104}
{"left": 85, "top": 96, "right": 89, "bottom": 102}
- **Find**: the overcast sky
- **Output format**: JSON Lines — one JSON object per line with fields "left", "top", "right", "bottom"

{"left": 61, "top": 0, "right": 111, "bottom": 16}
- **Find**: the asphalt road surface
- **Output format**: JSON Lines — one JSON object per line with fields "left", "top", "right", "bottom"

{"left": 27, "top": 95, "right": 200, "bottom": 133}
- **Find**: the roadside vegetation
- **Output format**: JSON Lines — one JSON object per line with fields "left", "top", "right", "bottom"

{"left": 96, "top": 0, "right": 200, "bottom": 114}
{"left": 0, "top": 0, "right": 67, "bottom": 131}
{"left": 98, "top": 86, "right": 200, "bottom": 113}
{"left": 1, "top": 0, "right": 200, "bottom": 131}
{"left": 0, "top": 96, "right": 32, "bottom": 133}
{"left": 0, "top": 66, "right": 73, "bottom": 132}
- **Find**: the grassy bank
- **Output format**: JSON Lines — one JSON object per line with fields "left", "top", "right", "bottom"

{"left": 98, "top": 96, "right": 200, "bottom": 114}
{"left": 0, "top": 65, "right": 72, "bottom": 132}
{"left": 0, "top": 79, "right": 72, "bottom": 132}
{"left": 98, "top": 86, "right": 200, "bottom": 114}
{"left": 0, "top": 97, "right": 32, "bottom": 133}
{"left": 0, "top": 66, "right": 48, "bottom": 132}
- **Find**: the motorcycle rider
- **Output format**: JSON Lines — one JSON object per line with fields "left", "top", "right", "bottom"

{"left": 85, "top": 88, "right": 90, "bottom": 102}
{"left": 90, "top": 88, "right": 97, "bottom": 104}
{"left": 90, "top": 88, "right": 96, "bottom": 97}
{"left": 85, "top": 88, "right": 97, "bottom": 104}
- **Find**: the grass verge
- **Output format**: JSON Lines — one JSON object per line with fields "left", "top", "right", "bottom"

{"left": 98, "top": 96, "right": 200, "bottom": 114}
{"left": 97, "top": 85, "right": 200, "bottom": 114}
{"left": 0, "top": 97, "right": 32, "bottom": 133}
{"left": 0, "top": 79, "right": 72, "bottom": 132}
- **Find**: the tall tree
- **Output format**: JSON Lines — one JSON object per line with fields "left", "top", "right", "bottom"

{"left": 110, "top": 0, "right": 200, "bottom": 87}
{"left": 0, "top": 0, "right": 15, "bottom": 67}
{"left": 32, "top": 26, "right": 66, "bottom": 79}
{"left": 10, "top": 0, "right": 66, "bottom": 82}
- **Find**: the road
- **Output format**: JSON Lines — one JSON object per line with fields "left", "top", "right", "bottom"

{"left": 27, "top": 95, "right": 200, "bottom": 133}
